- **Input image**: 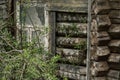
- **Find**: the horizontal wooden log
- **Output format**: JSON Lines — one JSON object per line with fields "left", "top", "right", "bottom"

{"left": 109, "top": 0, "right": 120, "bottom": 9}
{"left": 61, "top": 56, "right": 86, "bottom": 64}
{"left": 91, "top": 61, "right": 109, "bottom": 76}
{"left": 56, "top": 48, "right": 85, "bottom": 57}
{"left": 109, "top": 40, "right": 120, "bottom": 53}
{"left": 58, "top": 64, "right": 86, "bottom": 75}
{"left": 93, "top": 0, "right": 110, "bottom": 14}
{"left": 91, "top": 46, "right": 110, "bottom": 61}
{"left": 108, "top": 63, "right": 120, "bottom": 70}
{"left": 109, "top": 10, "right": 120, "bottom": 19}
{"left": 109, "top": 24, "right": 120, "bottom": 39}
{"left": 56, "top": 23, "right": 87, "bottom": 37}
{"left": 110, "top": 19, "right": 120, "bottom": 24}
{"left": 108, "top": 70, "right": 120, "bottom": 79}
{"left": 97, "top": 15, "right": 111, "bottom": 28}
{"left": 91, "top": 31, "right": 110, "bottom": 46}
{"left": 56, "top": 12, "right": 87, "bottom": 22}
{"left": 92, "top": 77, "right": 107, "bottom": 80}
{"left": 107, "top": 77, "right": 120, "bottom": 80}
{"left": 56, "top": 37, "right": 86, "bottom": 49}
{"left": 108, "top": 53, "right": 120, "bottom": 63}
{"left": 58, "top": 70, "right": 86, "bottom": 80}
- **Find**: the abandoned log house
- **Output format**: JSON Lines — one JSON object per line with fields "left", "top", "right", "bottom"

{"left": 0, "top": 0, "right": 120, "bottom": 80}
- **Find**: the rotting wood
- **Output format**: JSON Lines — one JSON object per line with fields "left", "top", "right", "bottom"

{"left": 56, "top": 37, "right": 86, "bottom": 49}
{"left": 109, "top": 0, "right": 120, "bottom": 9}
{"left": 93, "top": 0, "right": 110, "bottom": 14}
{"left": 108, "top": 63, "right": 120, "bottom": 70}
{"left": 91, "top": 46, "right": 110, "bottom": 61}
{"left": 91, "top": 61, "right": 109, "bottom": 76}
{"left": 108, "top": 70, "right": 120, "bottom": 79}
{"left": 109, "top": 10, "right": 120, "bottom": 19}
{"left": 56, "top": 48, "right": 85, "bottom": 57}
{"left": 109, "top": 40, "right": 120, "bottom": 53}
{"left": 109, "top": 24, "right": 120, "bottom": 39}
{"left": 56, "top": 23, "right": 87, "bottom": 37}
{"left": 108, "top": 53, "right": 120, "bottom": 63}
{"left": 91, "top": 31, "right": 110, "bottom": 46}
{"left": 58, "top": 64, "right": 86, "bottom": 75}
{"left": 97, "top": 15, "right": 111, "bottom": 27}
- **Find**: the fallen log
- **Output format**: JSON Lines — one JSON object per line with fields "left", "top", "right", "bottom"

{"left": 108, "top": 70, "right": 120, "bottom": 79}
{"left": 91, "top": 46, "right": 110, "bottom": 61}
{"left": 108, "top": 53, "right": 120, "bottom": 63}
{"left": 109, "top": 40, "right": 120, "bottom": 53}
{"left": 91, "top": 61, "right": 109, "bottom": 76}
{"left": 93, "top": 0, "right": 110, "bottom": 14}
{"left": 56, "top": 37, "right": 86, "bottom": 49}
{"left": 109, "top": 24, "right": 120, "bottom": 39}
{"left": 91, "top": 31, "right": 110, "bottom": 46}
{"left": 56, "top": 23, "right": 87, "bottom": 37}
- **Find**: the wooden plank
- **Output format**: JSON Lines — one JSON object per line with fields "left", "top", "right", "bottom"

{"left": 108, "top": 70, "right": 120, "bottom": 79}
{"left": 110, "top": 19, "right": 120, "bottom": 24}
{"left": 56, "top": 12, "right": 87, "bottom": 22}
{"left": 91, "top": 31, "right": 110, "bottom": 46}
{"left": 93, "top": 0, "right": 110, "bottom": 14}
{"left": 109, "top": 24, "right": 120, "bottom": 39}
{"left": 108, "top": 53, "right": 120, "bottom": 63}
{"left": 58, "top": 64, "right": 86, "bottom": 75}
{"left": 56, "top": 48, "right": 85, "bottom": 57}
{"left": 56, "top": 23, "right": 87, "bottom": 37}
{"left": 109, "top": 10, "right": 120, "bottom": 19}
{"left": 91, "top": 77, "right": 107, "bottom": 80}
{"left": 91, "top": 61, "right": 109, "bottom": 76}
{"left": 56, "top": 37, "right": 86, "bottom": 49}
{"left": 97, "top": 15, "right": 111, "bottom": 27}
{"left": 109, "top": 40, "right": 120, "bottom": 53}
{"left": 91, "top": 46, "right": 110, "bottom": 61}
{"left": 109, "top": 0, "right": 120, "bottom": 9}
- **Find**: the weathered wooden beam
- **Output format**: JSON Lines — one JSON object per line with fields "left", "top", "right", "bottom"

{"left": 56, "top": 48, "right": 85, "bottom": 57}
{"left": 93, "top": 0, "right": 110, "bottom": 14}
{"left": 109, "top": 0, "right": 120, "bottom": 9}
{"left": 58, "top": 64, "right": 86, "bottom": 75}
{"left": 109, "top": 40, "right": 120, "bottom": 53}
{"left": 61, "top": 56, "right": 86, "bottom": 64}
{"left": 108, "top": 70, "right": 120, "bottom": 79}
{"left": 108, "top": 53, "right": 120, "bottom": 63}
{"left": 56, "top": 23, "right": 87, "bottom": 37}
{"left": 107, "top": 77, "right": 120, "bottom": 80}
{"left": 97, "top": 15, "right": 111, "bottom": 28}
{"left": 108, "top": 63, "right": 120, "bottom": 70}
{"left": 91, "top": 46, "right": 110, "bottom": 61}
{"left": 110, "top": 19, "right": 120, "bottom": 24}
{"left": 56, "top": 37, "right": 86, "bottom": 49}
{"left": 109, "top": 24, "right": 120, "bottom": 39}
{"left": 91, "top": 77, "right": 107, "bottom": 80}
{"left": 91, "top": 61, "right": 109, "bottom": 76}
{"left": 109, "top": 10, "right": 120, "bottom": 19}
{"left": 91, "top": 31, "right": 110, "bottom": 46}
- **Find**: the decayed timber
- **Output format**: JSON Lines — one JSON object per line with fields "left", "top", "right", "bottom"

{"left": 97, "top": 15, "right": 111, "bottom": 28}
{"left": 109, "top": 24, "right": 120, "bottom": 39}
{"left": 58, "top": 64, "right": 86, "bottom": 75}
{"left": 91, "top": 62, "right": 109, "bottom": 76}
{"left": 57, "top": 64, "right": 86, "bottom": 80}
{"left": 109, "top": 40, "right": 120, "bottom": 53}
{"left": 91, "top": 77, "right": 107, "bottom": 80}
{"left": 58, "top": 70, "right": 86, "bottom": 80}
{"left": 56, "top": 23, "right": 87, "bottom": 37}
{"left": 108, "top": 53, "right": 120, "bottom": 63}
{"left": 109, "top": 0, "right": 120, "bottom": 9}
{"left": 107, "top": 77, "right": 120, "bottom": 80}
{"left": 91, "top": 31, "right": 110, "bottom": 46}
{"left": 109, "top": 10, "right": 120, "bottom": 19}
{"left": 108, "top": 63, "right": 120, "bottom": 70}
{"left": 91, "top": 46, "right": 110, "bottom": 61}
{"left": 56, "top": 48, "right": 85, "bottom": 57}
{"left": 108, "top": 70, "right": 120, "bottom": 79}
{"left": 56, "top": 37, "right": 86, "bottom": 49}
{"left": 110, "top": 19, "right": 120, "bottom": 24}
{"left": 93, "top": 0, "right": 110, "bottom": 14}
{"left": 61, "top": 56, "right": 86, "bottom": 64}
